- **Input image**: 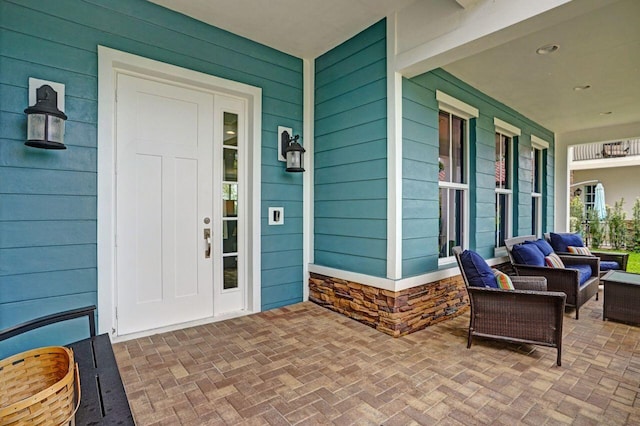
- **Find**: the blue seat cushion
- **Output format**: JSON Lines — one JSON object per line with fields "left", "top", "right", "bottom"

{"left": 567, "top": 264, "right": 592, "bottom": 286}
{"left": 511, "top": 243, "right": 546, "bottom": 266}
{"left": 600, "top": 260, "right": 621, "bottom": 271}
{"left": 525, "top": 238, "right": 554, "bottom": 256}
{"left": 549, "top": 232, "right": 585, "bottom": 253}
{"left": 460, "top": 250, "right": 498, "bottom": 288}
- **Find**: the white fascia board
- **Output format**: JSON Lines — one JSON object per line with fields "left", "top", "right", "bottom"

{"left": 494, "top": 117, "right": 521, "bottom": 137}
{"left": 531, "top": 134, "right": 550, "bottom": 150}
{"left": 436, "top": 90, "right": 478, "bottom": 119}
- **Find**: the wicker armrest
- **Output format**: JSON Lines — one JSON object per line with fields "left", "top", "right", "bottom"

{"left": 511, "top": 276, "right": 547, "bottom": 291}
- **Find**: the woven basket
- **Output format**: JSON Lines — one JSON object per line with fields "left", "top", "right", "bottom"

{"left": 0, "top": 346, "right": 80, "bottom": 426}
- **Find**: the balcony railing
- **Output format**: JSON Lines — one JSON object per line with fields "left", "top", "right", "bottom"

{"left": 572, "top": 138, "right": 640, "bottom": 161}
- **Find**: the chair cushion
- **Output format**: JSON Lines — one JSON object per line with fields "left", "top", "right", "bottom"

{"left": 545, "top": 253, "right": 566, "bottom": 268}
{"left": 567, "top": 245, "right": 591, "bottom": 256}
{"left": 493, "top": 269, "right": 514, "bottom": 290}
{"left": 567, "top": 264, "right": 592, "bottom": 286}
{"left": 511, "top": 243, "right": 546, "bottom": 266}
{"left": 525, "top": 239, "right": 554, "bottom": 256}
{"left": 460, "top": 250, "right": 498, "bottom": 288}
{"left": 600, "top": 260, "right": 621, "bottom": 271}
{"left": 549, "top": 232, "right": 585, "bottom": 253}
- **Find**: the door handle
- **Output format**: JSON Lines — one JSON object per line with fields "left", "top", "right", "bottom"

{"left": 204, "top": 228, "right": 211, "bottom": 258}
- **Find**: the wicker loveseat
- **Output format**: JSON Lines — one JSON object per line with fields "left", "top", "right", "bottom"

{"left": 544, "top": 232, "right": 629, "bottom": 276}
{"left": 505, "top": 235, "right": 600, "bottom": 319}
{"left": 453, "top": 247, "right": 566, "bottom": 366}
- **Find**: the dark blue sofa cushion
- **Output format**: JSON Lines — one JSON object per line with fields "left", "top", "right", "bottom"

{"left": 511, "top": 243, "right": 546, "bottom": 266}
{"left": 567, "top": 264, "right": 592, "bottom": 286}
{"left": 549, "top": 232, "right": 584, "bottom": 253}
{"left": 600, "top": 260, "right": 621, "bottom": 271}
{"left": 460, "top": 250, "right": 498, "bottom": 288}
{"left": 525, "top": 239, "right": 554, "bottom": 256}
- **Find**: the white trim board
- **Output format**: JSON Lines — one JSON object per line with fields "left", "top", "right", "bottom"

{"left": 97, "top": 46, "right": 262, "bottom": 337}
{"left": 309, "top": 255, "right": 509, "bottom": 293}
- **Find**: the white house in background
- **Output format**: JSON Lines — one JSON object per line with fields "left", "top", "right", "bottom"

{"left": 569, "top": 138, "right": 640, "bottom": 217}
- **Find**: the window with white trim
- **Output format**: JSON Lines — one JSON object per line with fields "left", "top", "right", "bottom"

{"left": 530, "top": 135, "right": 549, "bottom": 237}
{"left": 436, "top": 91, "right": 477, "bottom": 262}
{"left": 494, "top": 119, "right": 519, "bottom": 249}
{"left": 495, "top": 132, "right": 512, "bottom": 248}
{"left": 584, "top": 184, "right": 596, "bottom": 213}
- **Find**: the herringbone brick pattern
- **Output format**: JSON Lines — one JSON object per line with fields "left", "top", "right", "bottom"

{"left": 113, "top": 294, "right": 640, "bottom": 425}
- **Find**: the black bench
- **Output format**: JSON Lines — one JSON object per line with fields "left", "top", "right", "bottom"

{"left": 0, "top": 306, "right": 134, "bottom": 425}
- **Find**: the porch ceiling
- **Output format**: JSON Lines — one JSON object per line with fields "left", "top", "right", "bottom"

{"left": 150, "top": 0, "right": 640, "bottom": 136}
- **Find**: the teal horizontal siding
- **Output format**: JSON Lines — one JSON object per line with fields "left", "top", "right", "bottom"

{"left": 0, "top": 0, "right": 304, "bottom": 347}
{"left": 403, "top": 69, "right": 554, "bottom": 275}
{"left": 314, "top": 20, "right": 387, "bottom": 278}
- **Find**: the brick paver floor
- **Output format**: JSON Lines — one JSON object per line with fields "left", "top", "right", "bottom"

{"left": 114, "top": 293, "right": 640, "bottom": 425}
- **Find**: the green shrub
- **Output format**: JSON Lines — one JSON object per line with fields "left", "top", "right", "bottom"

{"left": 607, "top": 199, "right": 627, "bottom": 250}
{"left": 588, "top": 210, "right": 604, "bottom": 249}
{"left": 569, "top": 196, "right": 585, "bottom": 234}
{"left": 629, "top": 198, "right": 640, "bottom": 252}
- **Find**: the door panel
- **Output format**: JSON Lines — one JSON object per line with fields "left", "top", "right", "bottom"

{"left": 116, "top": 74, "right": 214, "bottom": 335}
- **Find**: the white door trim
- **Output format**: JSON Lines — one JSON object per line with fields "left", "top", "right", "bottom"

{"left": 97, "top": 46, "right": 262, "bottom": 337}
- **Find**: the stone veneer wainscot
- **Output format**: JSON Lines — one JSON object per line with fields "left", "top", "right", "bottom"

{"left": 309, "top": 273, "right": 469, "bottom": 337}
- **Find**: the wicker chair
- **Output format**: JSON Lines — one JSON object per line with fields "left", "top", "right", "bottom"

{"left": 453, "top": 247, "right": 566, "bottom": 366}
{"left": 544, "top": 233, "right": 629, "bottom": 276}
{"left": 505, "top": 235, "right": 600, "bottom": 319}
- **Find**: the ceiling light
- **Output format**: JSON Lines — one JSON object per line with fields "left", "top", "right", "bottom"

{"left": 225, "top": 130, "right": 236, "bottom": 135}
{"left": 573, "top": 85, "right": 591, "bottom": 91}
{"left": 536, "top": 44, "right": 559, "bottom": 55}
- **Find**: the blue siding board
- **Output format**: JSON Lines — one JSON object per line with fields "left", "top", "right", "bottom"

{"left": 1, "top": 245, "right": 96, "bottom": 276}
{"left": 0, "top": 269, "right": 96, "bottom": 304}
{"left": 0, "top": 195, "right": 96, "bottom": 221}
{"left": 315, "top": 159, "right": 386, "bottom": 184}
{"left": 0, "top": 0, "right": 305, "bottom": 348}
{"left": 315, "top": 200, "right": 386, "bottom": 220}
{"left": 0, "top": 168, "right": 96, "bottom": 195}
{"left": 0, "top": 220, "right": 95, "bottom": 249}
{"left": 315, "top": 180, "right": 387, "bottom": 201}
{"left": 315, "top": 59, "right": 386, "bottom": 104}
{"left": 316, "top": 41, "right": 386, "bottom": 87}
{"left": 0, "top": 140, "right": 97, "bottom": 172}
{"left": 261, "top": 282, "right": 303, "bottom": 306}
{"left": 314, "top": 20, "right": 385, "bottom": 73}
{"left": 315, "top": 119, "right": 386, "bottom": 149}
{"left": 314, "top": 218, "right": 386, "bottom": 240}
{"left": 315, "top": 99, "right": 386, "bottom": 136}
{"left": 315, "top": 78, "right": 386, "bottom": 120}
{"left": 314, "top": 251, "right": 385, "bottom": 277}
{"left": 314, "top": 139, "right": 386, "bottom": 168}
{"left": 261, "top": 218, "right": 303, "bottom": 237}
{"left": 261, "top": 234, "right": 304, "bottom": 253}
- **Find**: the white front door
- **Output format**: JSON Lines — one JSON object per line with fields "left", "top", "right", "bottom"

{"left": 115, "top": 74, "right": 246, "bottom": 336}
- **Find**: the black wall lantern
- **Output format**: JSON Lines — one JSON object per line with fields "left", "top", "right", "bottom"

{"left": 24, "top": 84, "right": 67, "bottom": 150}
{"left": 573, "top": 187, "right": 582, "bottom": 197}
{"left": 281, "top": 130, "right": 305, "bottom": 172}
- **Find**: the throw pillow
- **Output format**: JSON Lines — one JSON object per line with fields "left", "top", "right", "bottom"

{"left": 549, "top": 232, "right": 585, "bottom": 253}
{"left": 525, "top": 238, "right": 554, "bottom": 256}
{"left": 493, "top": 269, "right": 514, "bottom": 290}
{"left": 567, "top": 245, "right": 591, "bottom": 256}
{"left": 460, "top": 250, "right": 499, "bottom": 288}
{"left": 511, "top": 243, "right": 546, "bottom": 266}
{"left": 545, "top": 252, "right": 566, "bottom": 268}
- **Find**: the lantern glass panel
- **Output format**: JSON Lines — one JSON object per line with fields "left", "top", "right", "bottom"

{"left": 27, "top": 113, "right": 46, "bottom": 140}
{"left": 287, "top": 151, "right": 301, "bottom": 170}
{"left": 48, "top": 115, "right": 65, "bottom": 143}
